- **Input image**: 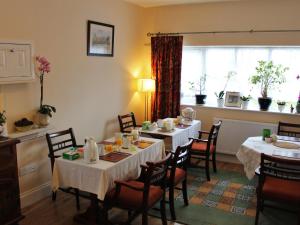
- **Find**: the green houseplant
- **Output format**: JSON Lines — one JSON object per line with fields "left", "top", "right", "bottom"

{"left": 250, "top": 60, "right": 288, "bottom": 111}
{"left": 189, "top": 74, "right": 207, "bottom": 105}
{"left": 240, "top": 95, "right": 251, "bottom": 110}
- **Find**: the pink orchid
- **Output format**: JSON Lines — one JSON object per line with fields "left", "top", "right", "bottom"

{"left": 36, "top": 56, "right": 51, "bottom": 74}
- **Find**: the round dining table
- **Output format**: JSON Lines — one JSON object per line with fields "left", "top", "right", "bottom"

{"left": 236, "top": 136, "right": 300, "bottom": 179}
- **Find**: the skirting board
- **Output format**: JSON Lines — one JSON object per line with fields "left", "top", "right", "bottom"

{"left": 20, "top": 182, "right": 51, "bottom": 209}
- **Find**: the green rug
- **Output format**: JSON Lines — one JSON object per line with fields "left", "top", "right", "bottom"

{"left": 150, "top": 167, "right": 298, "bottom": 225}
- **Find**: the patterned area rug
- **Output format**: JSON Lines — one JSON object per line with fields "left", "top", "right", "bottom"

{"left": 150, "top": 165, "right": 297, "bottom": 225}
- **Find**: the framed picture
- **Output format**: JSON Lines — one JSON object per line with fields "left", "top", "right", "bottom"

{"left": 87, "top": 20, "right": 114, "bottom": 57}
{"left": 225, "top": 91, "right": 241, "bottom": 107}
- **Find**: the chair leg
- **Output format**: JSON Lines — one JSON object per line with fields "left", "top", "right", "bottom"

{"left": 182, "top": 179, "right": 189, "bottom": 206}
{"left": 75, "top": 189, "right": 80, "bottom": 210}
{"left": 160, "top": 198, "right": 167, "bottom": 225}
{"left": 169, "top": 186, "right": 176, "bottom": 220}
{"left": 52, "top": 191, "right": 57, "bottom": 201}
{"left": 255, "top": 194, "right": 262, "bottom": 225}
{"left": 205, "top": 158, "right": 210, "bottom": 181}
{"left": 212, "top": 152, "right": 217, "bottom": 173}
{"left": 142, "top": 212, "right": 148, "bottom": 225}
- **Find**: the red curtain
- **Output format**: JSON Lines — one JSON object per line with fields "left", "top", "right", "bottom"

{"left": 151, "top": 36, "right": 183, "bottom": 121}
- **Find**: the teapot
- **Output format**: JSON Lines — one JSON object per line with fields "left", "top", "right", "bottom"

{"left": 84, "top": 137, "right": 99, "bottom": 164}
{"left": 181, "top": 107, "right": 196, "bottom": 125}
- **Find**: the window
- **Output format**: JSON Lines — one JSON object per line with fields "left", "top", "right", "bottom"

{"left": 181, "top": 46, "right": 300, "bottom": 110}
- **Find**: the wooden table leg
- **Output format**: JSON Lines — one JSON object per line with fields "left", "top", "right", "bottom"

{"left": 73, "top": 194, "right": 109, "bottom": 225}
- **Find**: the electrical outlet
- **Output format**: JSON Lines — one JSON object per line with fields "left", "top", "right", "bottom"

{"left": 19, "top": 163, "right": 38, "bottom": 177}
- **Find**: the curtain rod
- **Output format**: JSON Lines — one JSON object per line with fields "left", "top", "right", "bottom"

{"left": 147, "top": 29, "right": 300, "bottom": 37}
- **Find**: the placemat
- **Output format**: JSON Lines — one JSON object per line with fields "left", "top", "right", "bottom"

{"left": 277, "top": 135, "right": 300, "bottom": 142}
{"left": 133, "top": 140, "right": 155, "bottom": 149}
{"left": 176, "top": 124, "right": 191, "bottom": 129}
{"left": 99, "top": 152, "right": 131, "bottom": 163}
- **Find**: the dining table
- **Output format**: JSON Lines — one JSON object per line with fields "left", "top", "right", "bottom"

{"left": 140, "top": 119, "right": 201, "bottom": 152}
{"left": 51, "top": 136, "right": 165, "bottom": 224}
{"left": 236, "top": 136, "right": 300, "bottom": 179}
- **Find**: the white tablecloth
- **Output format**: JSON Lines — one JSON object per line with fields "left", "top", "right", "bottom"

{"left": 236, "top": 136, "right": 300, "bottom": 179}
{"left": 52, "top": 137, "right": 165, "bottom": 200}
{"left": 141, "top": 120, "right": 201, "bottom": 151}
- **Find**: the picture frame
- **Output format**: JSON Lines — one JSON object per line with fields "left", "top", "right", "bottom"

{"left": 87, "top": 20, "right": 114, "bottom": 57}
{"left": 225, "top": 91, "right": 241, "bottom": 107}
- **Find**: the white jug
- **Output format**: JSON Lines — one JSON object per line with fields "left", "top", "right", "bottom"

{"left": 84, "top": 137, "right": 99, "bottom": 164}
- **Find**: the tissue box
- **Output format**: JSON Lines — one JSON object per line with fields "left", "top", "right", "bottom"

{"left": 63, "top": 151, "right": 80, "bottom": 160}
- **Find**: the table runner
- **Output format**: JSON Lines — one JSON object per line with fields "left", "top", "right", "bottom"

{"left": 141, "top": 119, "right": 201, "bottom": 151}
{"left": 52, "top": 137, "right": 165, "bottom": 200}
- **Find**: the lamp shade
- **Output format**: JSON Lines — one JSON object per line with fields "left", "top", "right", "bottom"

{"left": 138, "top": 78, "right": 155, "bottom": 92}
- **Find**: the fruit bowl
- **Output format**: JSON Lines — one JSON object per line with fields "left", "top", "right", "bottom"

{"left": 14, "top": 118, "right": 34, "bottom": 132}
{"left": 15, "top": 125, "right": 34, "bottom": 132}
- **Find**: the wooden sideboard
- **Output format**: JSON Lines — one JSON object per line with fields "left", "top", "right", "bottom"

{"left": 0, "top": 138, "right": 24, "bottom": 225}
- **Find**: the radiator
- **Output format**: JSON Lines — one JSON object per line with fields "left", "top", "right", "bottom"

{"left": 213, "top": 118, "right": 278, "bottom": 155}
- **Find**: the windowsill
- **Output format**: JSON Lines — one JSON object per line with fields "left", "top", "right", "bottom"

{"left": 181, "top": 103, "right": 300, "bottom": 117}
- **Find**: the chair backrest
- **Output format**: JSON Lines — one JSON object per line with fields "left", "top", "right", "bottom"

{"left": 207, "top": 120, "right": 222, "bottom": 147}
{"left": 259, "top": 153, "right": 300, "bottom": 183}
{"left": 277, "top": 121, "right": 300, "bottom": 138}
{"left": 118, "top": 112, "right": 137, "bottom": 133}
{"left": 46, "top": 128, "right": 78, "bottom": 171}
{"left": 139, "top": 153, "right": 171, "bottom": 208}
{"left": 169, "top": 140, "right": 193, "bottom": 184}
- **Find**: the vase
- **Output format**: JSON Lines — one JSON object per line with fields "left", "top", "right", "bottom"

{"left": 277, "top": 104, "right": 285, "bottom": 113}
{"left": 217, "top": 98, "right": 224, "bottom": 107}
{"left": 296, "top": 103, "right": 300, "bottom": 114}
{"left": 241, "top": 101, "right": 249, "bottom": 110}
{"left": 36, "top": 112, "right": 50, "bottom": 126}
{"left": 258, "top": 97, "right": 272, "bottom": 111}
{"left": 195, "top": 94, "right": 207, "bottom": 105}
{"left": 0, "top": 123, "right": 8, "bottom": 137}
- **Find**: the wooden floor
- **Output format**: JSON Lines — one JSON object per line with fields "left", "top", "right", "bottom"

{"left": 20, "top": 162, "right": 243, "bottom": 225}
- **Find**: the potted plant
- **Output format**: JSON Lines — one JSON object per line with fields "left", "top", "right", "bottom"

{"left": 215, "top": 71, "right": 236, "bottom": 107}
{"left": 0, "top": 111, "right": 7, "bottom": 137}
{"left": 36, "top": 56, "right": 56, "bottom": 126}
{"left": 189, "top": 74, "right": 207, "bottom": 105}
{"left": 240, "top": 95, "right": 251, "bottom": 110}
{"left": 251, "top": 60, "right": 288, "bottom": 111}
{"left": 277, "top": 101, "right": 286, "bottom": 113}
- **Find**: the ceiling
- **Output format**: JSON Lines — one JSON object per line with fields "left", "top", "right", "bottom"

{"left": 124, "top": 0, "right": 248, "bottom": 8}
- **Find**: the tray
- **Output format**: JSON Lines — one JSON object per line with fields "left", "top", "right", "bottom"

{"left": 99, "top": 152, "right": 131, "bottom": 163}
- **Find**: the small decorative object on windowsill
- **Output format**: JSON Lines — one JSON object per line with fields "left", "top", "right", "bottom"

{"left": 189, "top": 74, "right": 207, "bottom": 105}
{"left": 0, "top": 111, "right": 8, "bottom": 137}
{"left": 240, "top": 95, "right": 251, "bottom": 110}
{"left": 291, "top": 104, "right": 295, "bottom": 113}
{"left": 251, "top": 60, "right": 289, "bottom": 111}
{"left": 215, "top": 71, "right": 236, "bottom": 108}
{"left": 277, "top": 101, "right": 286, "bottom": 113}
{"left": 35, "top": 56, "right": 56, "bottom": 126}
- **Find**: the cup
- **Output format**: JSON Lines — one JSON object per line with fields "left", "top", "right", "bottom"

{"left": 262, "top": 129, "right": 271, "bottom": 140}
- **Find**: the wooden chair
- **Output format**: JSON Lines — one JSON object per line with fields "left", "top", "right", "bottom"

{"left": 255, "top": 153, "right": 300, "bottom": 225}
{"left": 118, "top": 112, "right": 138, "bottom": 133}
{"left": 166, "top": 139, "right": 193, "bottom": 221}
{"left": 189, "top": 121, "right": 222, "bottom": 181}
{"left": 46, "top": 128, "right": 83, "bottom": 210}
{"left": 104, "top": 154, "right": 171, "bottom": 225}
{"left": 277, "top": 121, "right": 300, "bottom": 137}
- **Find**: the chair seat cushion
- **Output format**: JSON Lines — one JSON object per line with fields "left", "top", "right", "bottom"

{"left": 263, "top": 176, "right": 300, "bottom": 202}
{"left": 106, "top": 180, "right": 163, "bottom": 209}
{"left": 191, "top": 142, "right": 215, "bottom": 153}
{"left": 167, "top": 168, "right": 186, "bottom": 185}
